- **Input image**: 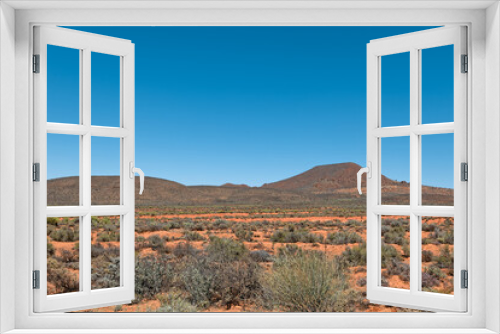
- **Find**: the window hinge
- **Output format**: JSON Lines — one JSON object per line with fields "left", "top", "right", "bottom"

{"left": 461, "top": 270, "right": 468, "bottom": 289}
{"left": 461, "top": 162, "right": 468, "bottom": 182}
{"left": 33, "top": 270, "right": 40, "bottom": 289}
{"left": 461, "top": 54, "right": 468, "bottom": 73}
{"left": 33, "top": 163, "right": 40, "bottom": 182}
{"left": 33, "top": 54, "right": 40, "bottom": 73}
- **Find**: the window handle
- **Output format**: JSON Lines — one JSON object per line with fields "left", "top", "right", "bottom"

{"left": 357, "top": 162, "right": 372, "bottom": 195}
{"left": 129, "top": 162, "right": 145, "bottom": 195}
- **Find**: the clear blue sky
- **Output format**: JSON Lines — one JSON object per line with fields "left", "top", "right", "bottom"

{"left": 47, "top": 26, "right": 454, "bottom": 188}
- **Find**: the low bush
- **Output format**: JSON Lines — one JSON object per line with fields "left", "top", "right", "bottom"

{"left": 184, "top": 231, "right": 205, "bottom": 241}
{"left": 206, "top": 237, "right": 248, "bottom": 263}
{"left": 325, "top": 231, "right": 363, "bottom": 245}
{"left": 261, "top": 250, "right": 362, "bottom": 312}
{"left": 156, "top": 290, "right": 198, "bottom": 313}
{"left": 422, "top": 250, "right": 434, "bottom": 262}
{"left": 381, "top": 244, "right": 402, "bottom": 268}
{"left": 249, "top": 250, "right": 273, "bottom": 263}
{"left": 339, "top": 242, "right": 367, "bottom": 267}
{"left": 135, "top": 255, "right": 175, "bottom": 300}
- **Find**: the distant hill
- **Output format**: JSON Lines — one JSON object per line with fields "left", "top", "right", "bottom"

{"left": 262, "top": 162, "right": 401, "bottom": 193}
{"left": 47, "top": 162, "right": 453, "bottom": 207}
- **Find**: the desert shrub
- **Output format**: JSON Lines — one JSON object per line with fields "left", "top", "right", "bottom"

{"left": 91, "top": 256, "right": 120, "bottom": 289}
{"left": 173, "top": 242, "right": 199, "bottom": 258}
{"left": 356, "top": 277, "right": 367, "bottom": 287}
{"left": 434, "top": 245, "right": 454, "bottom": 269}
{"left": 422, "top": 223, "right": 437, "bottom": 232}
{"left": 135, "top": 255, "right": 175, "bottom": 300}
{"left": 156, "top": 290, "right": 197, "bottom": 313}
{"left": 270, "top": 228, "right": 323, "bottom": 244}
{"left": 326, "top": 231, "right": 363, "bottom": 245}
{"left": 338, "top": 242, "right": 366, "bottom": 267}
{"left": 49, "top": 226, "right": 79, "bottom": 242}
{"left": 277, "top": 244, "right": 301, "bottom": 257}
{"left": 184, "top": 231, "right": 205, "bottom": 241}
{"left": 402, "top": 244, "right": 410, "bottom": 258}
{"left": 422, "top": 250, "right": 434, "bottom": 262}
{"left": 58, "top": 249, "right": 79, "bottom": 263}
{"left": 234, "top": 228, "right": 254, "bottom": 242}
{"left": 47, "top": 258, "right": 79, "bottom": 294}
{"left": 261, "top": 250, "right": 362, "bottom": 312}
{"left": 249, "top": 250, "right": 273, "bottom": 263}
{"left": 96, "top": 230, "right": 119, "bottom": 242}
{"left": 385, "top": 259, "right": 410, "bottom": 281}
{"left": 147, "top": 234, "right": 166, "bottom": 251}
{"left": 421, "top": 272, "right": 440, "bottom": 289}
{"left": 424, "top": 264, "right": 447, "bottom": 286}
{"left": 381, "top": 244, "right": 402, "bottom": 268}
{"left": 47, "top": 217, "right": 59, "bottom": 226}
{"left": 47, "top": 242, "right": 55, "bottom": 257}
{"left": 180, "top": 257, "right": 215, "bottom": 308}
{"left": 206, "top": 237, "right": 248, "bottom": 263}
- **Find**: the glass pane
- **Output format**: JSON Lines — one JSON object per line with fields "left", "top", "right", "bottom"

{"left": 421, "top": 216, "right": 454, "bottom": 294}
{"left": 381, "top": 136, "right": 410, "bottom": 205}
{"left": 47, "top": 216, "right": 80, "bottom": 295}
{"left": 421, "top": 134, "right": 454, "bottom": 206}
{"left": 91, "top": 137, "right": 121, "bottom": 205}
{"left": 381, "top": 216, "right": 410, "bottom": 290}
{"left": 47, "top": 134, "right": 80, "bottom": 206}
{"left": 91, "top": 52, "right": 120, "bottom": 127}
{"left": 421, "top": 45, "right": 454, "bottom": 124}
{"left": 47, "top": 45, "right": 80, "bottom": 124}
{"left": 381, "top": 52, "right": 410, "bottom": 127}
{"left": 91, "top": 215, "right": 121, "bottom": 290}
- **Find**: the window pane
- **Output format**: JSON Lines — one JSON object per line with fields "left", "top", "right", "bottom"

{"left": 421, "top": 216, "right": 454, "bottom": 295}
{"left": 47, "top": 134, "right": 80, "bottom": 206}
{"left": 91, "top": 137, "right": 121, "bottom": 205}
{"left": 47, "top": 216, "right": 80, "bottom": 295}
{"left": 381, "top": 216, "right": 410, "bottom": 290}
{"left": 91, "top": 215, "right": 121, "bottom": 290}
{"left": 47, "top": 45, "right": 80, "bottom": 124}
{"left": 91, "top": 52, "right": 121, "bottom": 127}
{"left": 381, "top": 136, "right": 410, "bottom": 205}
{"left": 421, "top": 134, "right": 454, "bottom": 206}
{"left": 421, "top": 45, "right": 454, "bottom": 124}
{"left": 381, "top": 52, "right": 410, "bottom": 127}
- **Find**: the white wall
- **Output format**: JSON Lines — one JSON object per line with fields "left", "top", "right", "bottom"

{"left": 486, "top": 2, "right": 500, "bottom": 333}
{"left": 0, "top": 2, "right": 16, "bottom": 333}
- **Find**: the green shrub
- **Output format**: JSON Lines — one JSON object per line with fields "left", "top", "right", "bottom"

{"left": 156, "top": 290, "right": 198, "bottom": 313}
{"left": 261, "top": 250, "right": 362, "bottom": 312}
{"left": 234, "top": 228, "right": 254, "bottom": 242}
{"left": 184, "top": 231, "right": 205, "bottom": 241}
{"left": 206, "top": 237, "right": 248, "bottom": 262}
{"left": 135, "top": 255, "right": 175, "bottom": 300}
{"left": 339, "top": 242, "right": 366, "bottom": 267}
{"left": 381, "top": 244, "right": 402, "bottom": 268}
{"left": 326, "top": 231, "right": 363, "bottom": 245}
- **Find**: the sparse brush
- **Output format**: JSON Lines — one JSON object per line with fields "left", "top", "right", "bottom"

{"left": 326, "top": 231, "right": 363, "bottom": 245}
{"left": 261, "top": 250, "right": 362, "bottom": 312}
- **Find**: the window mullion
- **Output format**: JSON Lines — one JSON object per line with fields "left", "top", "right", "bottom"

{"left": 409, "top": 47, "right": 421, "bottom": 294}
{"left": 82, "top": 47, "right": 92, "bottom": 294}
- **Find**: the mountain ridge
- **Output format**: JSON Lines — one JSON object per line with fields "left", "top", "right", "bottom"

{"left": 47, "top": 162, "right": 453, "bottom": 206}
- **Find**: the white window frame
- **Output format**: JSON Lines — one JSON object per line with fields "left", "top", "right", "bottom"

{"left": 365, "top": 26, "right": 467, "bottom": 312}
{"left": 33, "top": 26, "right": 136, "bottom": 312}
{"left": 0, "top": 1, "right": 499, "bottom": 333}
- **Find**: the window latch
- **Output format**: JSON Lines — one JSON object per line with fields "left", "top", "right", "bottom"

{"left": 357, "top": 162, "right": 372, "bottom": 195}
{"left": 129, "top": 162, "right": 145, "bottom": 195}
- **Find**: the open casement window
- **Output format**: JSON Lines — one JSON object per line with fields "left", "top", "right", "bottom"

{"left": 364, "top": 26, "right": 467, "bottom": 312}
{"left": 33, "top": 26, "right": 139, "bottom": 312}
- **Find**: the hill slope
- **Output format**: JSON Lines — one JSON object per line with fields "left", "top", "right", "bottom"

{"left": 47, "top": 163, "right": 452, "bottom": 206}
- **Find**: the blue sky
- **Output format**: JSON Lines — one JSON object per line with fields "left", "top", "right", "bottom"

{"left": 47, "top": 26, "right": 454, "bottom": 188}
